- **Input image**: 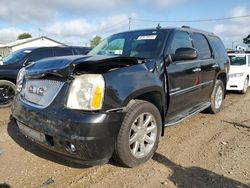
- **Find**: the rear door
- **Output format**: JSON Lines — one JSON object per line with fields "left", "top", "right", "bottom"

{"left": 166, "top": 30, "right": 202, "bottom": 118}
{"left": 191, "top": 33, "right": 216, "bottom": 102}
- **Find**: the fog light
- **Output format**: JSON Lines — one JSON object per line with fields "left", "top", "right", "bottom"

{"left": 70, "top": 143, "right": 76, "bottom": 152}
{"left": 66, "top": 142, "right": 77, "bottom": 153}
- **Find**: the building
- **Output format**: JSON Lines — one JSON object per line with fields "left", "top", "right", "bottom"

{"left": 0, "top": 36, "right": 66, "bottom": 57}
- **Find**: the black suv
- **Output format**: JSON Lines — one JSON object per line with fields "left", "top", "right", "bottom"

{"left": 11, "top": 27, "right": 229, "bottom": 167}
{"left": 0, "top": 46, "right": 91, "bottom": 107}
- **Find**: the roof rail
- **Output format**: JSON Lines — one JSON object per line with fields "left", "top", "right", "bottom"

{"left": 227, "top": 50, "right": 250, "bottom": 54}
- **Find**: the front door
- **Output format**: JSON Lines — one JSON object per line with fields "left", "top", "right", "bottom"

{"left": 165, "top": 31, "right": 202, "bottom": 120}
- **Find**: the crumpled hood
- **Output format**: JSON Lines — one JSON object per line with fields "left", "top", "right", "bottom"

{"left": 25, "top": 55, "right": 141, "bottom": 78}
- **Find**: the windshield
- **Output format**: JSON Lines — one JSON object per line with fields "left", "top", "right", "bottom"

{"left": 229, "top": 55, "right": 246, "bottom": 66}
{"left": 89, "top": 30, "right": 166, "bottom": 59}
{"left": 2, "top": 49, "right": 32, "bottom": 65}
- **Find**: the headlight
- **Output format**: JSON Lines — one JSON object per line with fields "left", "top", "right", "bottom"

{"left": 16, "top": 68, "right": 26, "bottom": 92}
{"left": 66, "top": 74, "right": 105, "bottom": 110}
{"left": 229, "top": 72, "right": 244, "bottom": 78}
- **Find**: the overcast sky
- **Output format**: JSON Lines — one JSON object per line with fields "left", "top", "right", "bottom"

{"left": 0, "top": 0, "right": 249, "bottom": 48}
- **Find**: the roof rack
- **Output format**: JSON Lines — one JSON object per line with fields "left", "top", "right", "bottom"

{"left": 227, "top": 50, "right": 250, "bottom": 54}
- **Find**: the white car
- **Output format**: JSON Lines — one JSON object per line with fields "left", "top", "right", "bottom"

{"left": 226, "top": 52, "right": 250, "bottom": 93}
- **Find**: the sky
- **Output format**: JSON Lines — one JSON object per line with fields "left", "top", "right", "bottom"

{"left": 0, "top": 0, "right": 249, "bottom": 49}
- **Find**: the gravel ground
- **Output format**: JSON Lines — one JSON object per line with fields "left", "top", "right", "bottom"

{"left": 0, "top": 92, "right": 250, "bottom": 188}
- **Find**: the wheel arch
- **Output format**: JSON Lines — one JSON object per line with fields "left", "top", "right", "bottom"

{"left": 123, "top": 86, "right": 166, "bottom": 136}
{"left": 216, "top": 71, "right": 227, "bottom": 97}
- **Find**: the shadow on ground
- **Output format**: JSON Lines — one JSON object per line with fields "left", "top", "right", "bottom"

{"left": 153, "top": 153, "right": 249, "bottom": 188}
{"left": 0, "top": 183, "right": 11, "bottom": 188}
{"left": 7, "top": 118, "right": 90, "bottom": 168}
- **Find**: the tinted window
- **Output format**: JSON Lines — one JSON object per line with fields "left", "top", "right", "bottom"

{"left": 170, "top": 31, "right": 193, "bottom": 54}
{"left": 54, "top": 48, "right": 73, "bottom": 56}
{"left": 192, "top": 33, "right": 211, "bottom": 59}
{"left": 74, "top": 48, "right": 91, "bottom": 55}
{"left": 29, "top": 49, "right": 53, "bottom": 62}
{"left": 248, "top": 55, "right": 250, "bottom": 66}
{"left": 208, "top": 36, "right": 227, "bottom": 58}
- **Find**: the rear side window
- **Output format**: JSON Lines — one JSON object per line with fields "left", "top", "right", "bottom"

{"left": 29, "top": 49, "right": 53, "bottom": 62}
{"left": 248, "top": 55, "right": 250, "bottom": 66}
{"left": 170, "top": 31, "right": 193, "bottom": 54}
{"left": 208, "top": 36, "right": 227, "bottom": 58}
{"left": 74, "top": 48, "right": 91, "bottom": 55}
{"left": 192, "top": 33, "right": 212, "bottom": 60}
{"left": 54, "top": 48, "right": 74, "bottom": 56}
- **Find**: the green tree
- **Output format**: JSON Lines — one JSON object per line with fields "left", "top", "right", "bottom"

{"left": 17, "top": 33, "right": 32, "bottom": 40}
{"left": 90, "top": 35, "right": 102, "bottom": 48}
{"left": 243, "top": 33, "right": 250, "bottom": 47}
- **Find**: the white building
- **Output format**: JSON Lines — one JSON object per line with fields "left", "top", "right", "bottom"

{"left": 0, "top": 36, "right": 66, "bottom": 57}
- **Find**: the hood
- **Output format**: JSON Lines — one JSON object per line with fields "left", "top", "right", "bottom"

{"left": 229, "top": 65, "right": 247, "bottom": 74}
{"left": 25, "top": 55, "right": 143, "bottom": 78}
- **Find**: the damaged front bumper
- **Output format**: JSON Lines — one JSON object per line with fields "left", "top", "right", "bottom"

{"left": 11, "top": 95, "right": 124, "bottom": 166}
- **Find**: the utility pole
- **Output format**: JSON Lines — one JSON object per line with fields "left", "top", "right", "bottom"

{"left": 232, "top": 41, "right": 236, "bottom": 50}
{"left": 128, "top": 17, "right": 132, "bottom": 30}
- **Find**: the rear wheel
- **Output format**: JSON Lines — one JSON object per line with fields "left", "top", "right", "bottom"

{"left": 113, "top": 100, "right": 161, "bottom": 167}
{"left": 206, "top": 80, "right": 225, "bottom": 114}
{"left": 240, "top": 77, "right": 248, "bottom": 94}
{"left": 0, "top": 80, "right": 16, "bottom": 108}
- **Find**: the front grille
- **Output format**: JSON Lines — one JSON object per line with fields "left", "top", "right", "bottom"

{"left": 21, "top": 79, "right": 64, "bottom": 108}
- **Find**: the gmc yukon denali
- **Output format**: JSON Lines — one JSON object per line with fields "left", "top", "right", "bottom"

{"left": 0, "top": 46, "right": 91, "bottom": 108}
{"left": 11, "top": 27, "right": 229, "bottom": 167}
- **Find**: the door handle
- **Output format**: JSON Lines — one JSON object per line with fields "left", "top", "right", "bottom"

{"left": 192, "top": 68, "right": 201, "bottom": 72}
{"left": 212, "top": 64, "right": 219, "bottom": 68}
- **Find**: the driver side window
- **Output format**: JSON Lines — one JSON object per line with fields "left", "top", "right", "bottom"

{"left": 170, "top": 31, "right": 193, "bottom": 54}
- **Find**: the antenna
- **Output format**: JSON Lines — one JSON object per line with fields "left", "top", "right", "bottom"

{"left": 128, "top": 17, "right": 132, "bottom": 30}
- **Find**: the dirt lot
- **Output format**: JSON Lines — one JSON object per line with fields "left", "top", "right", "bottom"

{"left": 0, "top": 92, "right": 250, "bottom": 188}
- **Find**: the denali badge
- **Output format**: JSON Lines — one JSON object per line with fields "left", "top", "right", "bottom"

{"left": 28, "top": 85, "right": 47, "bottom": 96}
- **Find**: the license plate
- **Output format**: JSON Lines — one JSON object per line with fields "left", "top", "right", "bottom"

{"left": 17, "top": 121, "right": 46, "bottom": 143}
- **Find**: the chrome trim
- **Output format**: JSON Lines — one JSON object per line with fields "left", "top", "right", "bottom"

{"left": 165, "top": 102, "right": 211, "bottom": 127}
{"left": 170, "top": 80, "right": 213, "bottom": 96}
{"left": 21, "top": 81, "right": 65, "bottom": 109}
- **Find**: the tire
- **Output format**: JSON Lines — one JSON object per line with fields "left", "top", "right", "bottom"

{"left": 113, "top": 100, "right": 162, "bottom": 167}
{"left": 206, "top": 80, "right": 225, "bottom": 114}
{"left": 240, "top": 77, "right": 248, "bottom": 94}
{"left": 0, "top": 80, "right": 16, "bottom": 108}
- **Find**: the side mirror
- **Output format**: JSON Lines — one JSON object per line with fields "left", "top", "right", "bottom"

{"left": 172, "top": 47, "right": 197, "bottom": 62}
{"left": 23, "top": 59, "right": 34, "bottom": 67}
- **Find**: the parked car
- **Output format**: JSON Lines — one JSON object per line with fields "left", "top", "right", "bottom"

{"left": 0, "top": 46, "right": 90, "bottom": 108}
{"left": 12, "top": 26, "right": 229, "bottom": 167}
{"left": 226, "top": 51, "right": 250, "bottom": 93}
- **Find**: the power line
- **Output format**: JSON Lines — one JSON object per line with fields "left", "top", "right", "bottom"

{"left": 132, "top": 15, "right": 250, "bottom": 23}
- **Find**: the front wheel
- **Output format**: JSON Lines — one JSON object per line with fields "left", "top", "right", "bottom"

{"left": 113, "top": 100, "right": 162, "bottom": 167}
{"left": 206, "top": 80, "right": 225, "bottom": 114}
{"left": 0, "top": 80, "right": 16, "bottom": 108}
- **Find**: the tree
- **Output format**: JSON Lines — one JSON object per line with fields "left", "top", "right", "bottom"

{"left": 243, "top": 33, "right": 250, "bottom": 47}
{"left": 17, "top": 33, "right": 32, "bottom": 40}
{"left": 90, "top": 35, "right": 102, "bottom": 48}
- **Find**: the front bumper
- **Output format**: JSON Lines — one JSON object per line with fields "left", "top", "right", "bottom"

{"left": 226, "top": 76, "right": 245, "bottom": 91}
{"left": 11, "top": 96, "right": 125, "bottom": 166}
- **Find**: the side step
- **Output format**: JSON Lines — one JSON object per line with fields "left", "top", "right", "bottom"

{"left": 165, "top": 102, "right": 211, "bottom": 127}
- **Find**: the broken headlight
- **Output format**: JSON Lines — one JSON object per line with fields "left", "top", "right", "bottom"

{"left": 66, "top": 74, "right": 105, "bottom": 110}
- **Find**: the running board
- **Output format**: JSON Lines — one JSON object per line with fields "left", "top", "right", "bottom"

{"left": 164, "top": 102, "right": 211, "bottom": 127}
